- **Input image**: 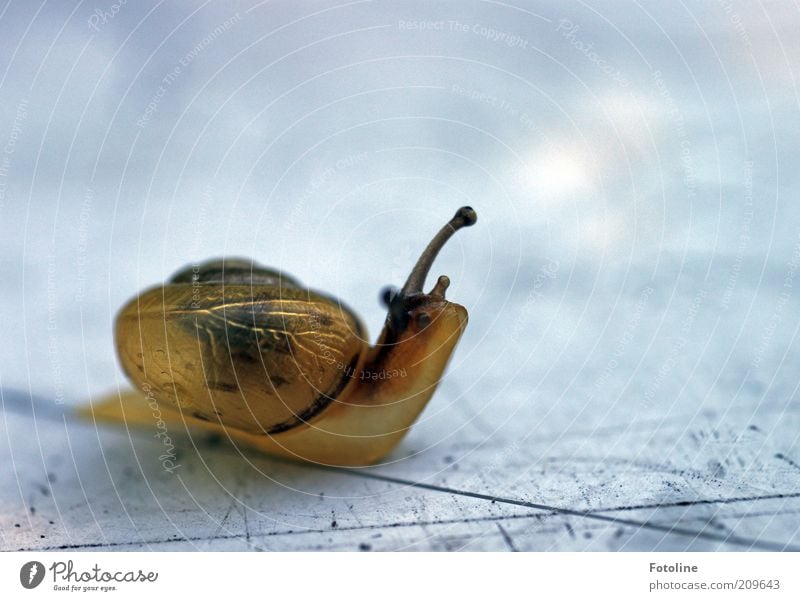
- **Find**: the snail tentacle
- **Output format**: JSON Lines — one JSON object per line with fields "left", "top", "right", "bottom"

{"left": 400, "top": 206, "right": 477, "bottom": 297}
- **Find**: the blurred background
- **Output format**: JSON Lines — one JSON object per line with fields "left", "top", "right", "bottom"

{"left": 1, "top": 0, "right": 799, "bottom": 551}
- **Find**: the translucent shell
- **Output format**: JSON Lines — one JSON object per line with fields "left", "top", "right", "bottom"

{"left": 115, "top": 278, "right": 368, "bottom": 436}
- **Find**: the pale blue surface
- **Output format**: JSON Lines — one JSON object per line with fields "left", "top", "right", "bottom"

{"left": 1, "top": 0, "right": 799, "bottom": 551}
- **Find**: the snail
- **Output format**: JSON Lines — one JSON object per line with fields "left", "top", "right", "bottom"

{"left": 83, "top": 207, "right": 477, "bottom": 466}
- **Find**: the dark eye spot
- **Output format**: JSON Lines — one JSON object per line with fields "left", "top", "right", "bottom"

{"left": 380, "top": 286, "right": 398, "bottom": 308}
{"left": 415, "top": 312, "right": 431, "bottom": 329}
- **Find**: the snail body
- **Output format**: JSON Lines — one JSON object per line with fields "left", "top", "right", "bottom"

{"left": 86, "top": 207, "right": 476, "bottom": 466}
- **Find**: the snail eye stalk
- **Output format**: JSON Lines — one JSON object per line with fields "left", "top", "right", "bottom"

{"left": 400, "top": 206, "right": 477, "bottom": 297}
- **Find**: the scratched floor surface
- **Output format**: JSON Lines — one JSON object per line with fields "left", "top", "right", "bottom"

{"left": 2, "top": 386, "right": 799, "bottom": 551}
{"left": 3, "top": 262, "right": 800, "bottom": 552}
{"left": 2, "top": 1, "right": 800, "bottom": 551}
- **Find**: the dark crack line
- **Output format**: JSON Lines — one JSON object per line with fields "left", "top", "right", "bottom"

{"left": 327, "top": 465, "right": 800, "bottom": 514}
{"left": 243, "top": 503, "right": 251, "bottom": 544}
{"left": 210, "top": 495, "right": 238, "bottom": 540}
{"left": 9, "top": 510, "right": 571, "bottom": 551}
{"left": 13, "top": 498, "right": 800, "bottom": 552}
{"left": 775, "top": 453, "right": 800, "bottom": 473}
{"left": 595, "top": 491, "right": 800, "bottom": 512}
{"left": 496, "top": 523, "right": 518, "bottom": 551}
{"left": 324, "top": 467, "right": 800, "bottom": 551}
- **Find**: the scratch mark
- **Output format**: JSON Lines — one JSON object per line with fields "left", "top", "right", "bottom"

{"left": 324, "top": 466, "right": 800, "bottom": 552}
{"left": 211, "top": 494, "right": 238, "bottom": 540}
{"left": 243, "top": 503, "right": 250, "bottom": 543}
{"left": 496, "top": 523, "right": 518, "bottom": 551}
{"left": 15, "top": 502, "right": 800, "bottom": 553}
{"left": 775, "top": 453, "right": 800, "bottom": 473}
